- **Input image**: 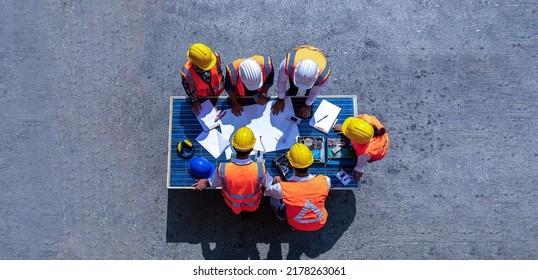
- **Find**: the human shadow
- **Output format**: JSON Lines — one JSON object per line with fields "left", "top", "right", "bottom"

{"left": 166, "top": 189, "right": 356, "bottom": 259}
{"left": 285, "top": 190, "right": 357, "bottom": 259}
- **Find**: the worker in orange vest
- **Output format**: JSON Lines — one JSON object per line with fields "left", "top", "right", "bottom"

{"left": 191, "top": 127, "right": 273, "bottom": 219}
{"left": 271, "top": 45, "right": 331, "bottom": 118}
{"left": 224, "top": 55, "right": 274, "bottom": 116}
{"left": 181, "top": 43, "right": 224, "bottom": 116}
{"left": 333, "top": 114, "right": 389, "bottom": 181}
{"left": 264, "top": 143, "right": 331, "bottom": 231}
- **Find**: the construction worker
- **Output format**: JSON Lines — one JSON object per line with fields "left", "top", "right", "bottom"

{"left": 181, "top": 43, "right": 224, "bottom": 116}
{"left": 191, "top": 127, "right": 273, "bottom": 219}
{"left": 264, "top": 143, "right": 331, "bottom": 231}
{"left": 271, "top": 45, "right": 331, "bottom": 118}
{"left": 224, "top": 55, "right": 274, "bottom": 116}
{"left": 333, "top": 114, "right": 389, "bottom": 181}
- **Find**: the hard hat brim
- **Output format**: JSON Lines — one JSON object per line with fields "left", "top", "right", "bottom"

{"left": 243, "top": 75, "right": 264, "bottom": 91}
{"left": 341, "top": 117, "right": 353, "bottom": 139}
{"left": 199, "top": 52, "right": 217, "bottom": 71}
{"left": 293, "top": 76, "right": 316, "bottom": 90}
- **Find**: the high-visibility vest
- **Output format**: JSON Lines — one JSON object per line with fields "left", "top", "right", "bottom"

{"left": 284, "top": 45, "right": 331, "bottom": 87}
{"left": 351, "top": 114, "right": 389, "bottom": 162}
{"left": 217, "top": 162, "right": 265, "bottom": 214}
{"left": 181, "top": 53, "right": 224, "bottom": 97}
{"left": 225, "top": 55, "right": 273, "bottom": 96}
{"left": 280, "top": 175, "right": 329, "bottom": 231}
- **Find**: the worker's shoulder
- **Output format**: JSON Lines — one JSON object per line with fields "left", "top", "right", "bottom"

{"left": 314, "top": 174, "right": 331, "bottom": 181}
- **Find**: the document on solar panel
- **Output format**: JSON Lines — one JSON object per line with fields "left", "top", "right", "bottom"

{"left": 309, "top": 99, "right": 341, "bottom": 134}
{"left": 195, "top": 129, "right": 230, "bottom": 158}
{"left": 196, "top": 99, "right": 221, "bottom": 131}
{"left": 219, "top": 97, "right": 300, "bottom": 158}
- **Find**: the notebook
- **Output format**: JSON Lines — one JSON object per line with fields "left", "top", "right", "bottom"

{"left": 309, "top": 100, "right": 341, "bottom": 134}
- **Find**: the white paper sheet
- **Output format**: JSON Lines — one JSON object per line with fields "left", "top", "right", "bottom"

{"left": 196, "top": 129, "right": 230, "bottom": 158}
{"left": 196, "top": 99, "right": 221, "bottom": 131}
{"left": 309, "top": 99, "right": 341, "bottom": 134}
{"left": 219, "top": 97, "right": 300, "bottom": 159}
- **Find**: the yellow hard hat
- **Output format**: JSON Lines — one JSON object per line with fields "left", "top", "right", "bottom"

{"left": 187, "top": 43, "right": 217, "bottom": 70}
{"left": 287, "top": 143, "right": 314, "bottom": 169}
{"left": 231, "top": 126, "right": 256, "bottom": 152}
{"left": 342, "top": 117, "right": 374, "bottom": 144}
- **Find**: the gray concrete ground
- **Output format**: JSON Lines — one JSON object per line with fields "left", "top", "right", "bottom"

{"left": 0, "top": 0, "right": 537, "bottom": 259}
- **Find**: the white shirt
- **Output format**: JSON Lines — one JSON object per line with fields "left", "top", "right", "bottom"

{"left": 264, "top": 174, "right": 331, "bottom": 199}
{"left": 207, "top": 157, "right": 273, "bottom": 189}
{"left": 276, "top": 59, "right": 331, "bottom": 106}
{"left": 354, "top": 154, "right": 371, "bottom": 173}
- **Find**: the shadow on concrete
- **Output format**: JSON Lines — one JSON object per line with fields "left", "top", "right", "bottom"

{"left": 166, "top": 189, "right": 356, "bottom": 259}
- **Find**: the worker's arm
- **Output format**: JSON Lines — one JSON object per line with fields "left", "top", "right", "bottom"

{"left": 256, "top": 64, "right": 274, "bottom": 105}
{"left": 297, "top": 75, "right": 331, "bottom": 118}
{"left": 207, "top": 169, "right": 221, "bottom": 188}
{"left": 276, "top": 59, "right": 288, "bottom": 99}
{"left": 261, "top": 59, "right": 275, "bottom": 92}
{"left": 271, "top": 60, "right": 288, "bottom": 115}
{"left": 261, "top": 172, "right": 274, "bottom": 189}
{"left": 191, "top": 168, "right": 220, "bottom": 191}
{"left": 353, "top": 154, "right": 371, "bottom": 181}
{"left": 263, "top": 179, "right": 282, "bottom": 199}
{"left": 305, "top": 75, "right": 330, "bottom": 106}
{"left": 181, "top": 75, "right": 201, "bottom": 116}
{"left": 223, "top": 70, "right": 244, "bottom": 116}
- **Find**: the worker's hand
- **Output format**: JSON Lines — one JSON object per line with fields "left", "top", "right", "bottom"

{"left": 299, "top": 105, "right": 311, "bottom": 118}
{"left": 353, "top": 170, "right": 363, "bottom": 182}
{"left": 271, "top": 98, "right": 286, "bottom": 115}
{"left": 231, "top": 101, "right": 243, "bottom": 116}
{"left": 192, "top": 100, "right": 202, "bottom": 116}
{"left": 257, "top": 94, "right": 268, "bottom": 105}
{"left": 332, "top": 124, "right": 343, "bottom": 134}
{"left": 274, "top": 176, "right": 283, "bottom": 183}
{"left": 191, "top": 179, "right": 209, "bottom": 191}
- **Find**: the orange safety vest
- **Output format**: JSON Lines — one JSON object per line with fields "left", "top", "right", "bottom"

{"left": 225, "top": 55, "right": 273, "bottom": 96}
{"left": 217, "top": 162, "right": 265, "bottom": 214}
{"left": 284, "top": 45, "right": 331, "bottom": 87}
{"left": 280, "top": 175, "right": 329, "bottom": 231}
{"left": 181, "top": 53, "right": 224, "bottom": 97}
{"left": 351, "top": 114, "right": 389, "bottom": 162}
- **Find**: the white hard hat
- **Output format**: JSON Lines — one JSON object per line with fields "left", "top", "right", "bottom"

{"left": 239, "top": 59, "right": 263, "bottom": 91}
{"left": 293, "top": 59, "right": 319, "bottom": 90}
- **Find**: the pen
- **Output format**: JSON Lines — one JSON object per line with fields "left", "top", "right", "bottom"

{"left": 316, "top": 114, "right": 329, "bottom": 123}
{"left": 214, "top": 110, "right": 227, "bottom": 122}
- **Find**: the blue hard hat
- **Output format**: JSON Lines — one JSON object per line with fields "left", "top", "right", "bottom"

{"left": 188, "top": 157, "right": 215, "bottom": 179}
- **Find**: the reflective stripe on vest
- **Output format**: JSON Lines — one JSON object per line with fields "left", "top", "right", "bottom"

{"left": 294, "top": 199, "right": 324, "bottom": 224}
{"left": 351, "top": 114, "right": 389, "bottom": 162}
{"left": 226, "top": 62, "right": 238, "bottom": 87}
{"left": 218, "top": 162, "right": 265, "bottom": 214}
{"left": 281, "top": 175, "right": 329, "bottom": 231}
{"left": 182, "top": 66, "right": 197, "bottom": 92}
{"left": 181, "top": 54, "right": 224, "bottom": 96}
{"left": 285, "top": 45, "right": 331, "bottom": 87}
{"left": 225, "top": 55, "right": 272, "bottom": 96}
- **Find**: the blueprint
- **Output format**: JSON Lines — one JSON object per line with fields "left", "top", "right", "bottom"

{"left": 219, "top": 97, "right": 300, "bottom": 158}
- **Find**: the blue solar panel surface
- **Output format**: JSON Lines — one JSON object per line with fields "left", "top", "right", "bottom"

{"left": 167, "top": 96, "right": 359, "bottom": 190}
